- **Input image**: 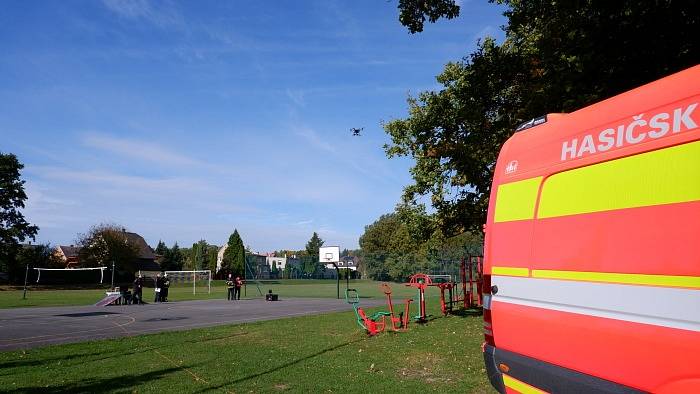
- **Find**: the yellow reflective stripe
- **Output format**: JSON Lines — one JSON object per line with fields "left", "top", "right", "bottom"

{"left": 492, "top": 266, "right": 530, "bottom": 277}
{"left": 538, "top": 140, "right": 700, "bottom": 219}
{"left": 532, "top": 269, "right": 700, "bottom": 289}
{"left": 503, "top": 374, "right": 548, "bottom": 394}
{"left": 494, "top": 176, "right": 542, "bottom": 222}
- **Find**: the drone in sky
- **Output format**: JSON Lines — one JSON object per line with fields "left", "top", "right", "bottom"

{"left": 351, "top": 127, "right": 363, "bottom": 136}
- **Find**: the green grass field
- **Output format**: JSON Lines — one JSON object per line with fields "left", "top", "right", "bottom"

{"left": 0, "top": 280, "right": 422, "bottom": 309}
{"left": 0, "top": 300, "right": 491, "bottom": 393}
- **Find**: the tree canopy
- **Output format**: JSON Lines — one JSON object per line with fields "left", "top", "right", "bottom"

{"left": 358, "top": 211, "right": 481, "bottom": 281}
{"left": 0, "top": 153, "right": 39, "bottom": 282}
{"left": 303, "top": 232, "right": 325, "bottom": 276}
{"left": 396, "top": 0, "right": 460, "bottom": 34}
{"left": 387, "top": 0, "right": 700, "bottom": 235}
{"left": 164, "top": 242, "right": 184, "bottom": 271}
{"left": 222, "top": 230, "right": 245, "bottom": 277}
{"left": 77, "top": 224, "right": 140, "bottom": 274}
{"left": 305, "top": 232, "right": 324, "bottom": 259}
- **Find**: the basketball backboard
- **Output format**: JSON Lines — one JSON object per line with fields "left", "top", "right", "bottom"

{"left": 319, "top": 246, "right": 340, "bottom": 269}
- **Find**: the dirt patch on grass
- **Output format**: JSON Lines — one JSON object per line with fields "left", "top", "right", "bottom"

{"left": 273, "top": 383, "right": 289, "bottom": 391}
{"left": 397, "top": 352, "right": 453, "bottom": 384}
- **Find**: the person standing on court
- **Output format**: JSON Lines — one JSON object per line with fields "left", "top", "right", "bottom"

{"left": 133, "top": 274, "right": 144, "bottom": 305}
{"left": 234, "top": 276, "right": 243, "bottom": 300}
{"left": 226, "top": 274, "right": 235, "bottom": 301}
{"left": 161, "top": 272, "right": 170, "bottom": 302}
{"left": 154, "top": 273, "right": 163, "bottom": 303}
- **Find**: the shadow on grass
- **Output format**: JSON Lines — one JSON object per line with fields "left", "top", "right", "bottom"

{"left": 1, "top": 332, "right": 249, "bottom": 376}
{"left": 5, "top": 366, "right": 187, "bottom": 393}
{"left": 0, "top": 350, "right": 108, "bottom": 373}
{"left": 196, "top": 337, "right": 367, "bottom": 392}
{"left": 177, "top": 331, "right": 249, "bottom": 346}
{"left": 448, "top": 308, "right": 483, "bottom": 317}
{"left": 0, "top": 345, "right": 162, "bottom": 377}
{"left": 0, "top": 332, "right": 248, "bottom": 380}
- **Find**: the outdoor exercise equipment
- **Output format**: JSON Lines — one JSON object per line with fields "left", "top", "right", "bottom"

{"left": 436, "top": 281, "right": 455, "bottom": 316}
{"left": 379, "top": 283, "right": 412, "bottom": 331}
{"left": 405, "top": 273, "right": 432, "bottom": 323}
{"left": 432, "top": 256, "right": 485, "bottom": 316}
{"left": 467, "top": 255, "right": 484, "bottom": 308}
{"left": 345, "top": 288, "right": 390, "bottom": 336}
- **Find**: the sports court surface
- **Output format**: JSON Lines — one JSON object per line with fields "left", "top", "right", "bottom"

{"left": 0, "top": 297, "right": 384, "bottom": 351}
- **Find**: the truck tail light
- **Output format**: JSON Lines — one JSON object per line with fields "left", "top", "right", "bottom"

{"left": 483, "top": 274, "right": 495, "bottom": 347}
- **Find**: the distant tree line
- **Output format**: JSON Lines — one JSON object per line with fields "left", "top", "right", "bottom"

{"left": 358, "top": 205, "right": 482, "bottom": 282}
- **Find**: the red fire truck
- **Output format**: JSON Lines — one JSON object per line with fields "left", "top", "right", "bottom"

{"left": 482, "top": 65, "right": 700, "bottom": 393}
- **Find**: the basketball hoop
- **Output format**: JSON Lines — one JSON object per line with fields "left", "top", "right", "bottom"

{"left": 320, "top": 246, "right": 340, "bottom": 269}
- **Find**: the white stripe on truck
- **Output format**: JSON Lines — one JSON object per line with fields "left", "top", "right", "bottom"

{"left": 492, "top": 275, "right": 700, "bottom": 332}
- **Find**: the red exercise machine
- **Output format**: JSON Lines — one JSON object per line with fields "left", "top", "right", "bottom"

{"left": 380, "top": 283, "right": 412, "bottom": 331}
{"left": 405, "top": 273, "right": 432, "bottom": 323}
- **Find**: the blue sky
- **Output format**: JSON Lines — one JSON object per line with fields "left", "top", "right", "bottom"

{"left": 1, "top": 0, "right": 506, "bottom": 251}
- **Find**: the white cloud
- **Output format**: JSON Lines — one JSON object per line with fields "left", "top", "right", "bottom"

{"left": 294, "top": 126, "right": 337, "bottom": 154}
{"left": 286, "top": 89, "right": 306, "bottom": 107}
{"left": 82, "top": 133, "right": 202, "bottom": 168}
{"left": 102, "top": 0, "right": 183, "bottom": 29}
{"left": 27, "top": 166, "right": 212, "bottom": 195}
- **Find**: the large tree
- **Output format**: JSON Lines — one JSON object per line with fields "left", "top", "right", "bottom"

{"left": 222, "top": 230, "right": 245, "bottom": 277}
{"left": 155, "top": 240, "right": 168, "bottom": 257}
{"left": 207, "top": 246, "right": 218, "bottom": 273}
{"left": 303, "top": 232, "right": 324, "bottom": 276}
{"left": 164, "top": 242, "right": 183, "bottom": 271}
{"left": 77, "top": 224, "right": 140, "bottom": 275}
{"left": 188, "top": 240, "right": 209, "bottom": 271}
{"left": 0, "top": 153, "right": 39, "bottom": 282}
{"left": 358, "top": 213, "right": 423, "bottom": 281}
{"left": 155, "top": 240, "right": 170, "bottom": 269}
{"left": 387, "top": 0, "right": 700, "bottom": 235}
{"left": 305, "top": 232, "right": 324, "bottom": 259}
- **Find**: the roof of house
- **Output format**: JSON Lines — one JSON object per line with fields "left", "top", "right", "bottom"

{"left": 58, "top": 245, "right": 81, "bottom": 258}
{"left": 123, "top": 232, "right": 156, "bottom": 260}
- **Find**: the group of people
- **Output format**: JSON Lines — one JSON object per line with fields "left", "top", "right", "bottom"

{"left": 226, "top": 274, "right": 243, "bottom": 300}
{"left": 128, "top": 272, "right": 241, "bottom": 304}
{"left": 129, "top": 273, "right": 170, "bottom": 304}
{"left": 154, "top": 272, "right": 170, "bottom": 302}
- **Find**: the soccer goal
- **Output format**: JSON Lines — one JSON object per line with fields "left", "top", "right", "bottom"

{"left": 34, "top": 267, "right": 108, "bottom": 284}
{"left": 140, "top": 270, "right": 211, "bottom": 294}
{"left": 428, "top": 274, "right": 454, "bottom": 284}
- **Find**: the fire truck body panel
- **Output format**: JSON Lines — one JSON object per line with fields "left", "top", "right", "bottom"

{"left": 483, "top": 65, "right": 700, "bottom": 393}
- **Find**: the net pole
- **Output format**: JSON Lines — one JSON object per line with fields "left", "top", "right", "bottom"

{"left": 208, "top": 270, "right": 211, "bottom": 294}
{"left": 23, "top": 264, "right": 29, "bottom": 299}
{"left": 193, "top": 271, "right": 196, "bottom": 295}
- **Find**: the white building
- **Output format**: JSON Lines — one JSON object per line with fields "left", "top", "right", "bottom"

{"left": 216, "top": 245, "right": 227, "bottom": 273}
{"left": 266, "top": 256, "right": 286, "bottom": 271}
